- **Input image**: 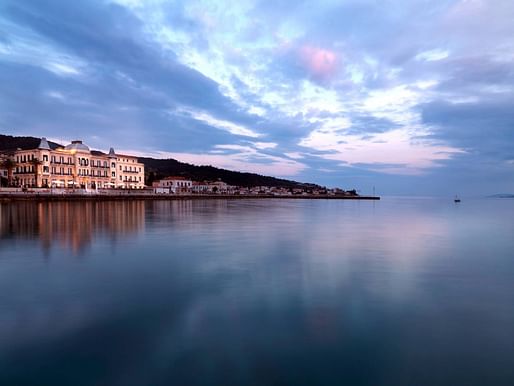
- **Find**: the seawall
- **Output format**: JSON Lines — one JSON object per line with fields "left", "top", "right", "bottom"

{"left": 0, "top": 193, "right": 380, "bottom": 202}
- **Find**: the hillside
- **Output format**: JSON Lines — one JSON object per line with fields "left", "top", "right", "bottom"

{"left": 0, "top": 134, "right": 317, "bottom": 188}
{"left": 0, "top": 134, "right": 62, "bottom": 151}
{"left": 139, "top": 157, "right": 316, "bottom": 188}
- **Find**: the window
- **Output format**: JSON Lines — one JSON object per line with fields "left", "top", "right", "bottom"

{"left": 43, "top": 155, "right": 48, "bottom": 161}
{"left": 60, "top": 156, "right": 64, "bottom": 163}
{"left": 119, "top": 166, "right": 122, "bottom": 170}
{"left": 111, "top": 162, "right": 115, "bottom": 168}
{"left": 112, "top": 172, "right": 115, "bottom": 177}
{"left": 119, "top": 176, "right": 122, "bottom": 181}
{"left": 43, "top": 166, "right": 49, "bottom": 172}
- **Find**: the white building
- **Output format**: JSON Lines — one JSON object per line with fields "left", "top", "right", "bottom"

{"left": 153, "top": 176, "right": 193, "bottom": 194}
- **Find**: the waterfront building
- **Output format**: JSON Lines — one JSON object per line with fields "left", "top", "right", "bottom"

{"left": 153, "top": 176, "right": 193, "bottom": 194}
{"left": 191, "top": 181, "right": 211, "bottom": 194}
{"left": 3, "top": 138, "right": 145, "bottom": 189}
{"left": 191, "top": 180, "right": 233, "bottom": 194}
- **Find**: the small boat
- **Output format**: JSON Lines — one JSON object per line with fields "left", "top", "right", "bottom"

{"left": 454, "top": 195, "right": 461, "bottom": 203}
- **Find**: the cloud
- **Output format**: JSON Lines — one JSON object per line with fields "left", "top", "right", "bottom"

{"left": 421, "top": 98, "right": 514, "bottom": 162}
{"left": 0, "top": 0, "right": 513, "bottom": 194}
{"left": 252, "top": 142, "right": 277, "bottom": 150}
{"left": 300, "top": 127, "right": 463, "bottom": 175}
{"left": 184, "top": 110, "right": 262, "bottom": 138}
{"left": 415, "top": 49, "right": 449, "bottom": 62}
{"left": 299, "top": 45, "right": 339, "bottom": 81}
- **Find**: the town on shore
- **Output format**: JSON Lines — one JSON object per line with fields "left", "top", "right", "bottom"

{"left": 0, "top": 137, "right": 375, "bottom": 199}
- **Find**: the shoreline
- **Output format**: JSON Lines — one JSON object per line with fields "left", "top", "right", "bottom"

{"left": 0, "top": 193, "right": 380, "bottom": 202}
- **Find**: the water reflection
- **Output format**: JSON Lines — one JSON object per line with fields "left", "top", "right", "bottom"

{"left": 0, "top": 201, "right": 146, "bottom": 255}
{"left": 0, "top": 198, "right": 513, "bottom": 385}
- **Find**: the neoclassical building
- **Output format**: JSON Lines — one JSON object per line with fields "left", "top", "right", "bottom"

{"left": 5, "top": 138, "right": 145, "bottom": 189}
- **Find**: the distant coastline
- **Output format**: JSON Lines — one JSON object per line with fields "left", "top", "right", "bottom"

{"left": 1, "top": 133, "right": 363, "bottom": 196}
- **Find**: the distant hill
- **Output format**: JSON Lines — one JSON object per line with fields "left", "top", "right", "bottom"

{"left": 488, "top": 194, "right": 514, "bottom": 198}
{"left": 0, "top": 134, "right": 318, "bottom": 188}
{"left": 0, "top": 134, "right": 61, "bottom": 151}
{"left": 139, "top": 157, "right": 317, "bottom": 188}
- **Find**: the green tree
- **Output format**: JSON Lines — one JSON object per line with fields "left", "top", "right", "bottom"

{"left": 0, "top": 157, "right": 17, "bottom": 186}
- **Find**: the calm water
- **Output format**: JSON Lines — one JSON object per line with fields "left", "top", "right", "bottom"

{"left": 1, "top": 198, "right": 514, "bottom": 385}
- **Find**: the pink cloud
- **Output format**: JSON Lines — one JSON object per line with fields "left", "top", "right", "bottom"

{"left": 299, "top": 45, "right": 339, "bottom": 81}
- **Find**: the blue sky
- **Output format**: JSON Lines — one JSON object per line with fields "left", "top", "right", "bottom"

{"left": 1, "top": 0, "right": 513, "bottom": 195}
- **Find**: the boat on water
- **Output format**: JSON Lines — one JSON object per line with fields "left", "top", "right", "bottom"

{"left": 454, "top": 195, "right": 461, "bottom": 203}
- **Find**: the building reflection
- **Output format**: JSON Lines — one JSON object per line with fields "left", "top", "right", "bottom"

{"left": 0, "top": 201, "right": 145, "bottom": 255}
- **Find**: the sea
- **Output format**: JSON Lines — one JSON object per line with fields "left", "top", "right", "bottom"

{"left": 1, "top": 197, "right": 513, "bottom": 385}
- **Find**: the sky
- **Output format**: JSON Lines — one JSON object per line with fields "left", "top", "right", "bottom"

{"left": 0, "top": 0, "right": 513, "bottom": 195}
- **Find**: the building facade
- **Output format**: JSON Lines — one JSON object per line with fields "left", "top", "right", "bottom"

{"left": 3, "top": 138, "right": 145, "bottom": 189}
{"left": 153, "top": 176, "right": 192, "bottom": 194}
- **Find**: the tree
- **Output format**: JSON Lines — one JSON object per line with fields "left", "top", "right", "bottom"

{"left": 0, "top": 157, "right": 17, "bottom": 186}
{"left": 29, "top": 157, "right": 43, "bottom": 187}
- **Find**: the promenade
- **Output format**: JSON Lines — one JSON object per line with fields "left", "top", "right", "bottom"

{"left": 0, "top": 188, "right": 380, "bottom": 201}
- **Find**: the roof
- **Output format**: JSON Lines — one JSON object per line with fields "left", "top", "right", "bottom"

{"left": 90, "top": 150, "right": 106, "bottom": 156}
{"left": 163, "top": 176, "right": 190, "bottom": 180}
{"left": 65, "top": 140, "right": 90, "bottom": 152}
{"left": 38, "top": 137, "right": 51, "bottom": 150}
